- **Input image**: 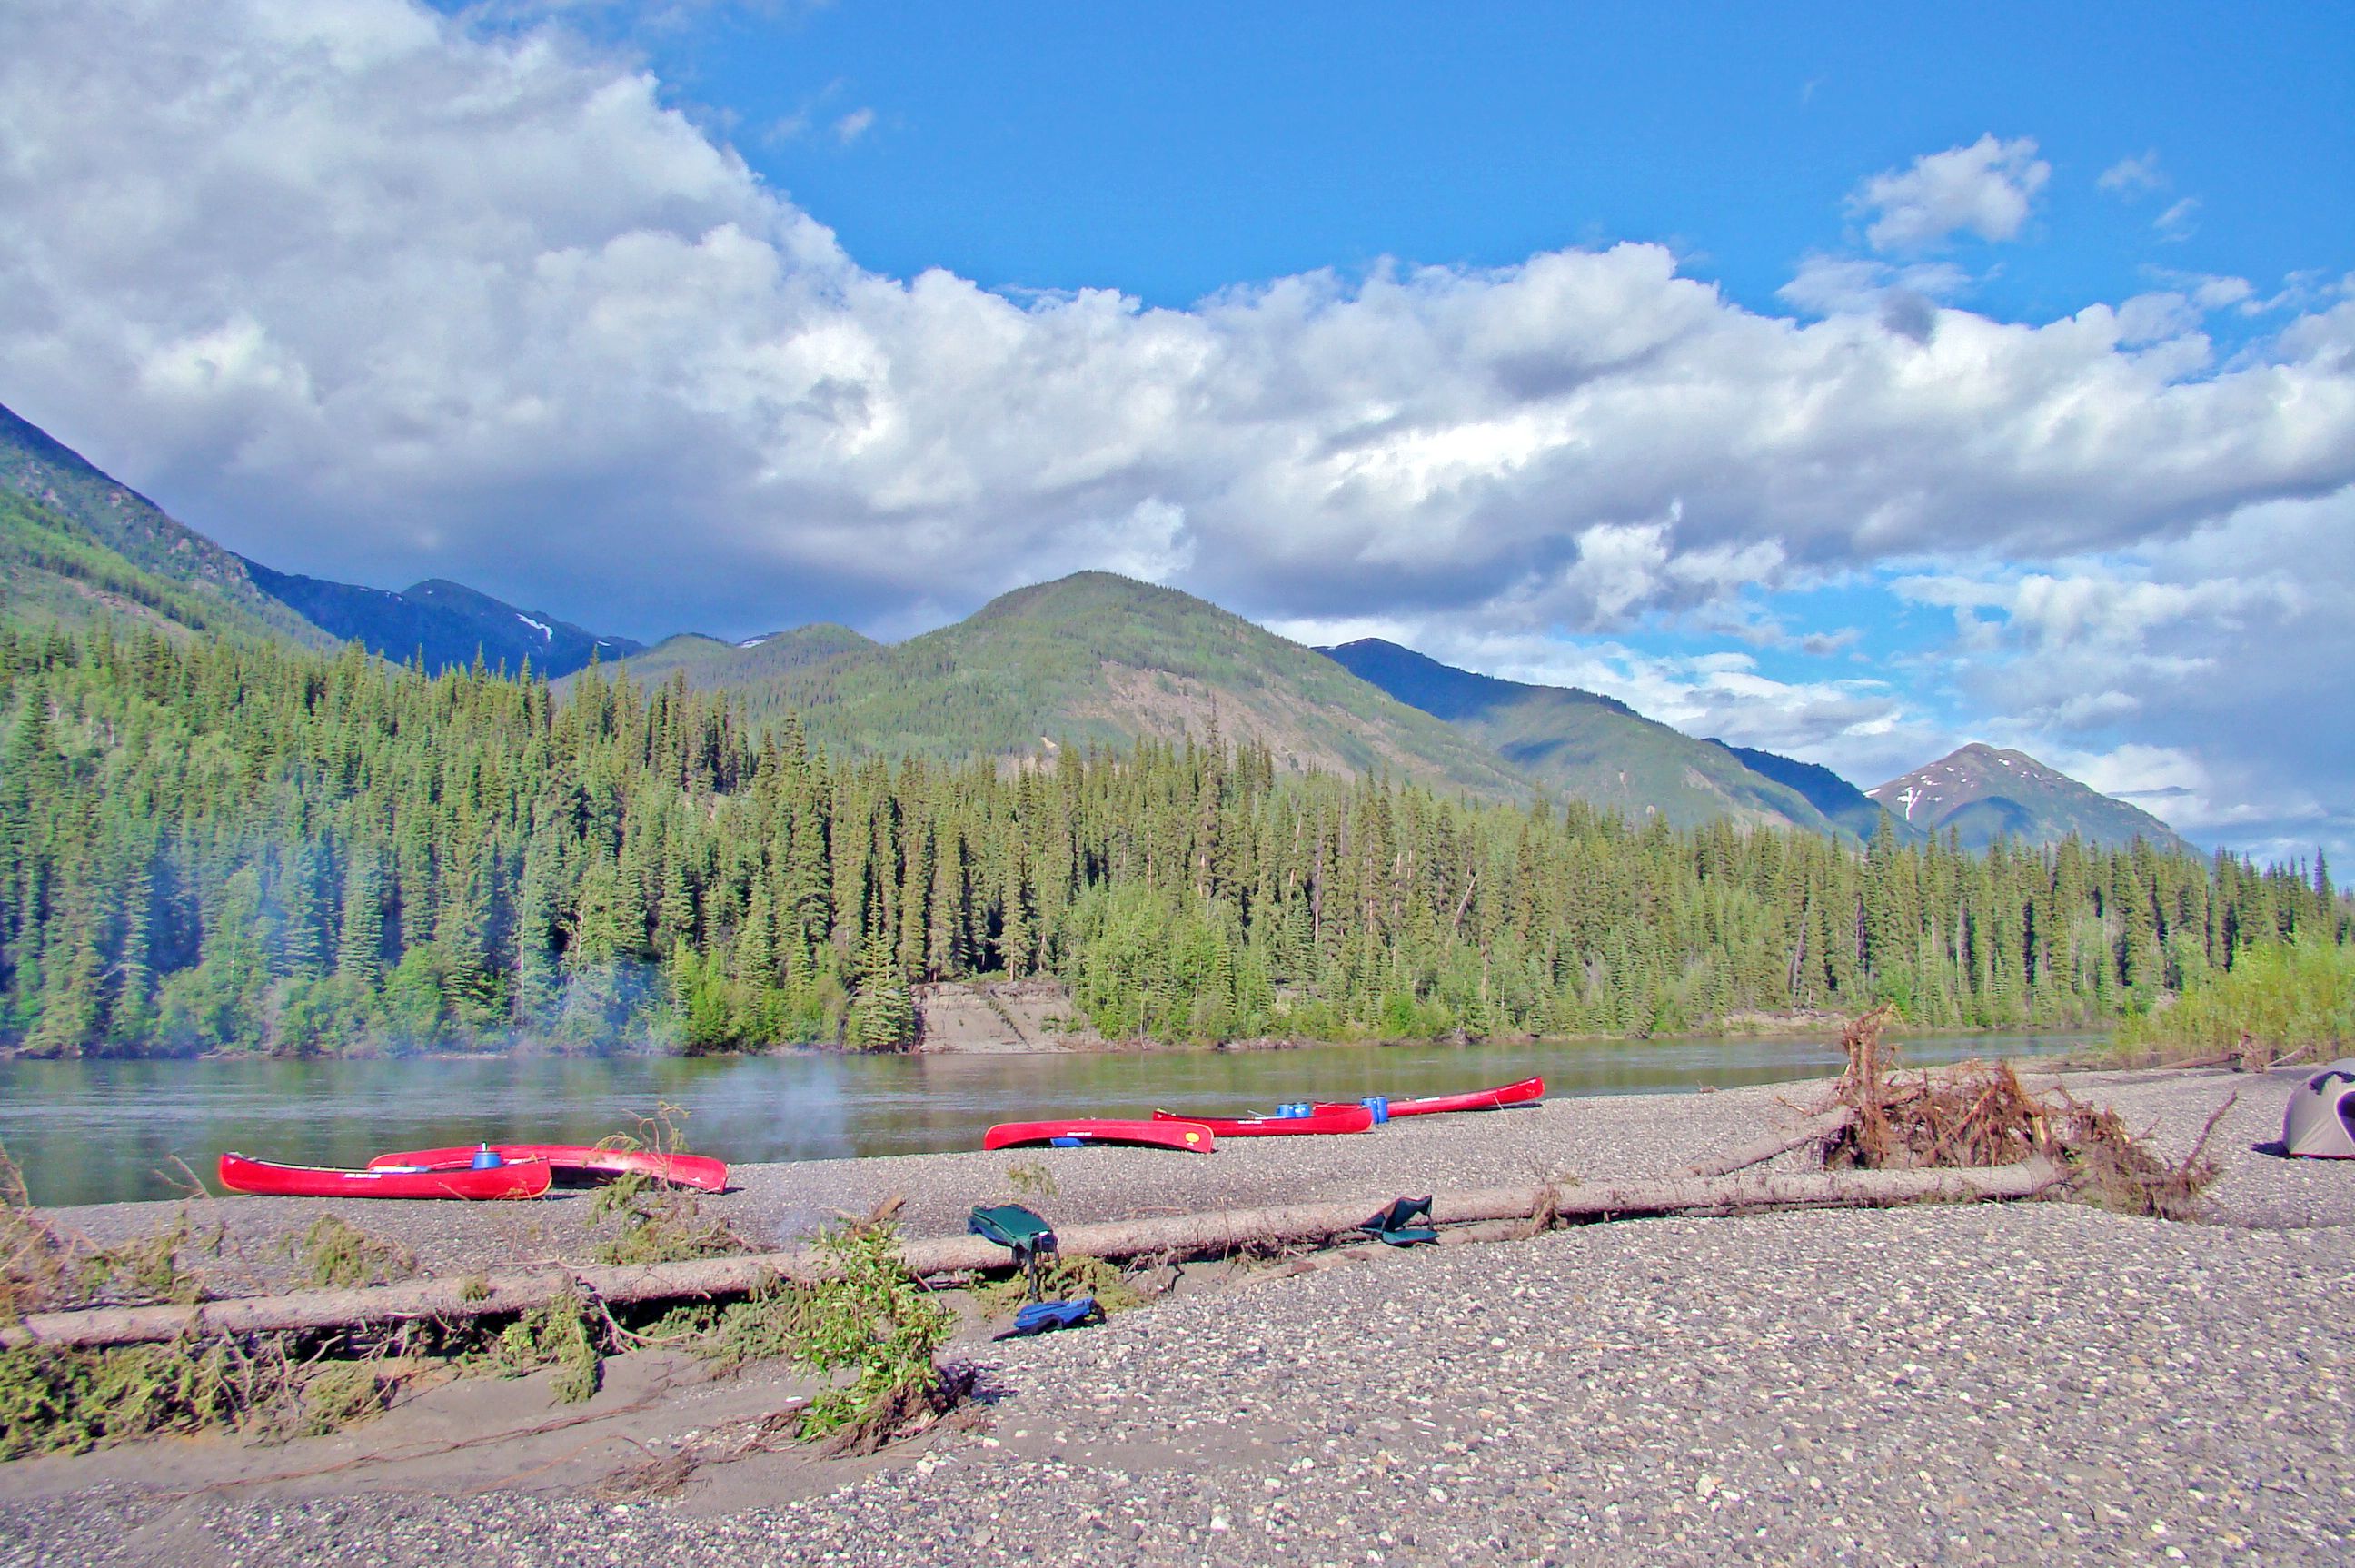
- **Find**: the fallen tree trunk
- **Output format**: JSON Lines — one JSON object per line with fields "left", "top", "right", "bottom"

{"left": 1682, "top": 1107, "right": 1853, "bottom": 1177}
{"left": 3, "top": 1158, "right": 2063, "bottom": 1352}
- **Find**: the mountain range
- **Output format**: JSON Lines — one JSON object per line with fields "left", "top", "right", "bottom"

{"left": 1317, "top": 638, "right": 1878, "bottom": 839}
{"left": 0, "top": 397, "right": 2190, "bottom": 851}
{"left": 235, "top": 556, "right": 644, "bottom": 676}
{"left": 0, "top": 402, "right": 327, "bottom": 648}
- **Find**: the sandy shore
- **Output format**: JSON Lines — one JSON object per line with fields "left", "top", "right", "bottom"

{"left": 6, "top": 1066, "right": 2352, "bottom": 1566}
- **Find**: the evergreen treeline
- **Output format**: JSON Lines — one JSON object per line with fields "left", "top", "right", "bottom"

{"left": 1, "top": 627, "right": 2345, "bottom": 1057}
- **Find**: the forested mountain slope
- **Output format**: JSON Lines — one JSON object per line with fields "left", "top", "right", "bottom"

{"left": 0, "top": 402, "right": 328, "bottom": 645}
{"left": 1, "top": 488, "right": 282, "bottom": 642}
{"left": 1321, "top": 638, "right": 1853, "bottom": 838}
{"left": 610, "top": 572, "right": 1538, "bottom": 803}
{"left": 1872, "top": 744, "right": 2191, "bottom": 852}
{"left": 4, "top": 626, "right": 2334, "bottom": 1057}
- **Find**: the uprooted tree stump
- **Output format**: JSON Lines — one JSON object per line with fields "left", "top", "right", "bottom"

{"left": 1821, "top": 1003, "right": 2230, "bottom": 1219}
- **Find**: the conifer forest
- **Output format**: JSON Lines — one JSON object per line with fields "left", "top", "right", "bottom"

{"left": 0, "top": 627, "right": 2343, "bottom": 1057}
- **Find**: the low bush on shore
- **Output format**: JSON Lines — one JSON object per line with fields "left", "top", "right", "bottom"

{"left": 2109, "top": 936, "right": 2355, "bottom": 1067}
{"left": 1, "top": 1148, "right": 973, "bottom": 1460}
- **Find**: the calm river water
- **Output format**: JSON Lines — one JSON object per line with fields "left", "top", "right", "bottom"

{"left": 0, "top": 1032, "right": 2095, "bottom": 1206}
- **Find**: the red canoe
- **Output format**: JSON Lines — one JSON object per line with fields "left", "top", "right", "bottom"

{"left": 1319, "top": 1077, "right": 1546, "bottom": 1119}
{"left": 367, "top": 1145, "right": 730, "bottom": 1192}
{"left": 217, "top": 1152, "right": 552, "bottom": 1200}
{"left": 1150, "top": 1104, "right": 1375, "bottom": 1136}
{"left": 983, "top": 1119, "right": 1217, "bottom": 1153}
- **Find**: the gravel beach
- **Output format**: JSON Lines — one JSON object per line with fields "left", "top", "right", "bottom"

{"left": 6, "top": 1064, "right": 2352, "bottom": 1566}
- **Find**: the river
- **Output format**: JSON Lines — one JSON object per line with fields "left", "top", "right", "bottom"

{"left": 0, "top": 1031, "right": 2095, "bottom": 1206}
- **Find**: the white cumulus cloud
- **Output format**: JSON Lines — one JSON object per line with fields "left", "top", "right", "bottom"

{"left": 1850, "top": 134, "right": 2051, "bottom": 252}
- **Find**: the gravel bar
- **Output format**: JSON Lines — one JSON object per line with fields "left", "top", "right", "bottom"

{"left": 46, "top": 1065, "right": 2331, "bottom": 1276}
{"left": 7, "top": 1065, "right": 2352, "bottom": 1566}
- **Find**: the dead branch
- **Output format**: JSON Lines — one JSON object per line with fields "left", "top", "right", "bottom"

{"left": 1682, "top": 1107, "right": 1855, "bottom": 1177}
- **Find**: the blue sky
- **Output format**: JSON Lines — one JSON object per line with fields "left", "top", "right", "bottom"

{"left": 615, "top": 2, "right": 2350, "bottom": 324}
{"left": 3, "top": 1, "right": 2352, "bottom": 858}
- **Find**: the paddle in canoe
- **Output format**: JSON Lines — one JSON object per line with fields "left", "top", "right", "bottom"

{"left": 367, "top": 1144, "right": 729, "bottom": 1192}
{"left": 983, "top": 1118, "right": 1217, "bottom": 1153}
{"left": 217, "top": 1152, "right": 552, "bottom": 1200}
{"left": 1149, "top": 1104, "right": 1375, "bottom": 1136}
{"left": 1318, "top": 1076, "right": 1545, "bottom": 1120}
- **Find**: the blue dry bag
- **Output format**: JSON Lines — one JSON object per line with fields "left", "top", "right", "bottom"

{"left": 1004, "top": 1297, "right": 1103, "bottom": 1337}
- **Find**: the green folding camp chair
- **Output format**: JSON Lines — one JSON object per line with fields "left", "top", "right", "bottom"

{"left": 969, "top": 1203, "right": 1059, "bottom": 1300}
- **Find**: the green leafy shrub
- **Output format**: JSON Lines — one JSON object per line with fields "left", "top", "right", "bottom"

{"left": 2112, "top": 935, "right": 2355, "bottom": 1063}
{"left": 790, "top": 1220, "right": 956, "bottom": 1450}
{"left": 489, "top": 1295, "right": 603, "bottom": 1404}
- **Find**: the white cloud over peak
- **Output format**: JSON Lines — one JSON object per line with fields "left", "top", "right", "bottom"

{"left": 1849, "top": 134, "right": 2051, "bottom": 252}
{"left": 5, "top": 8, "right": 2346, "bottom": 633}
{"left": 1892, "top": 486, "right": 2355, "bottom": 850}
{"left": 0, "top": 1, "right": 2350, "bottom": 854}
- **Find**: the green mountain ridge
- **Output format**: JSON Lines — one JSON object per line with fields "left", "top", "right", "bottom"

{"left": 602, "top": 623, "right": 880, "bottom": 690}
{"left": 1318, "top": 638, "right": 1857, "bottom": 839}
{"left": 0, "top": 401, "right": 330, "bottom": 645}
{"left": 1869, "top": 743, "right": 2191, "bottom": 852}
{"left": 606, "top": 572, "right": 1538, "bottom": 802}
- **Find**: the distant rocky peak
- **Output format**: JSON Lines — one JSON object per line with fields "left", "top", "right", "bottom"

{"left": 1869, "top": 743, "right": 2187, "bottom": 851}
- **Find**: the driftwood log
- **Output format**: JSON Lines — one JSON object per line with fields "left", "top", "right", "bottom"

{"left": 1681, "top": 1107, "right": 1855, "bottom": 1177}
{"left": 4, "top": 1158, "right": 2062, "bottom": 1352}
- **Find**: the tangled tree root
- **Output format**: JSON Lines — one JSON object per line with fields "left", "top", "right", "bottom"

{"left": 1823, "top": 1005, "right": 2227, "bottom": 1220}
{"left": 814, "top": 1361, "right": 980, "bottom": 1458}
